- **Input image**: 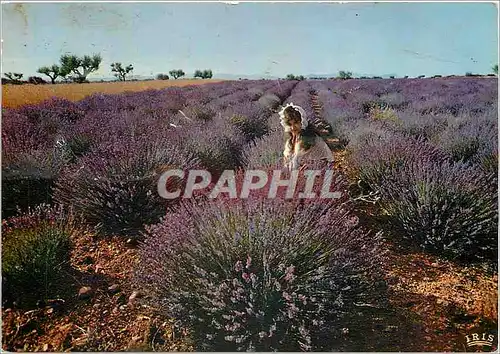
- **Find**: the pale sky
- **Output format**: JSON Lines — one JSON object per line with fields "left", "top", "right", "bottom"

{"left": 2, "top": 2, "right": 498, "bottom": 79}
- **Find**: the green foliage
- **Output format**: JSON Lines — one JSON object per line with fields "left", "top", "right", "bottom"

{"left": 111, "top": 62, "right": 134, "bottom": 81}
{"left": 169, "top": 69, "right": 186, "bottom": 79}
{"left": 4, "top": 72, "right": 24, "bottom": 84}
{"left": 2, "top": 204, "right": 76, "bottom": 307}
{"left": 37, "top": 64, "right": 68, "bottom": 84}
{"left": 2, "top": 176, "right": 55, "bottom": 219}
{"left": 203, "top": 69, "right": 213, "bottom": 79}
{"left": 60, "top": 53, "right": 102, "bottom": 83}
{"left": 337, "top": 70, "right": 353, "bottom": 80}
{"left": 28, "top": 76, "right": 47, "bottom": 85}
{"left": 156, "top": 73, "right": 169, "bottom": 80}
{"left": 286, "top": 74, "right": 305, "bottom": 81}
{"left": 493, "top": 64, "right": 498, "bottom": 75}
{"left": 194, "top": 69, "right": 213, "bottom": 79}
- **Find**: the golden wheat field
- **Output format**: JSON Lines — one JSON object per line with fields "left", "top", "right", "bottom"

{"left": 1, "top": 79, "right": 223, "bottom": 108}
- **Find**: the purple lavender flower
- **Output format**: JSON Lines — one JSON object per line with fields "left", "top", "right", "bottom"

{"left": 234, "top": 260, "right": 243, "bottom": 272}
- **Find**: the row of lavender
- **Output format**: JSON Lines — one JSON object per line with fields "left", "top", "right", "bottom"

{"left": 246, "top": 77, "right": 497, "bottom": 171}
{"left": 3, "top": 79, "right": 392, "bottom": 351}
{"left": 2, "top": 80, "right": 296, "bottom": 219}
{"left": 251, "top": 78, "right": 498, "bottom": 262}
{"left": 3, "top": 80, "right": 288, "bottom": 295}
{"left": 313, "top": 78, "right": 498, "bottom": 262}
{"left": 2, "top": 78, "right": 497, "bottom": 351}
{"left": 220, "top": 78, "right": 498, "bottom": 350}
{"left": 244, "top": 80, "right": 324, "bottom": 168}
{"left": 136, "top": 81, "right": 393, "bottom": 351}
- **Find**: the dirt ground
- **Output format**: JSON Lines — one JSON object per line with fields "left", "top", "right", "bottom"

{"left": 2, "top": 226, "right": 496, "bottom": 352}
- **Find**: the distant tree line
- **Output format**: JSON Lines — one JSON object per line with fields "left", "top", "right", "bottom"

{"left": 170, "top": 69, "right": 185, "bottom": 79}
{"left": 287, "top": 66, "right": 500, "bottom": 81}
{"left": 37, "top": 54, "right": 103, "bottom": 84}
{"left": 2, "top": 72, "right": 49, "bottom": 85}
{"left": 2, "top": 52, "right": 497, "bottom": 85}
{"left": 155, "top": 69, "right": 213, "bottom": 80}
{"left": 337, "top": 70, "right": 353, "bottom": 80}
{"left": 2, "top": 50, "right": 217, "bottom": 85}
{"left": 156, "top": 73, "right": 170, "bottom": 80}
{"left": 286, "top": 74, "right": 305, "bottom": 81}
{"left": 194, "top": 69, "right": 213, "bottom": 79}
{"left": 3, "top": 72, "right": 24, "bottom": 85}
{"left": 0, "top": 53, "right": 103, "bottom": 85}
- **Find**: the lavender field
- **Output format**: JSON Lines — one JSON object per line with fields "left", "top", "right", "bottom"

{"left": 2, "top": 77, "right": 498, "bottom": 351}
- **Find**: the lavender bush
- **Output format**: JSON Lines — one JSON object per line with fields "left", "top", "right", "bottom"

{"left": 229, "top": 113, "right": 269, "bottom": 142}
{"left": 349, "top": 132, "right": 449, "bottom": 191}
{"left": 335, "top": 78, "right": 498, "bottom": 262}
{"left": 2, "top": 139, "right": 73, "bottom": 218}
{"left": 2, "top": 80, "right": 288, "bottom": 219}
{"left": 394, "top": 109, "right": 448, "bottom": 140}
{"left": 247, "top": 87, "right": 265, "bottom": 101}
{"left": 16, "top": 97, "right": 85, "bottom": 124}
{"left": 378, "top": 92, "right": 408, "bottom": 110}
{"left": 257, "top": 93, "right": 281, "bottom": 111}
{"left": 434, "top": 108, "right": 497, "bottom": 164}
{"left": 54, "top": 137, "right": 199, "bottom": 237}
{"left": 2, "top": 204, "right": 77, "bottom": 307}
{"left": 136, "top": 196, "right": 386, "bottom": 351}
{"left": 378, "top": 160, "right": 497, "bottom": 261}
{"left": 472, "top": 138, "right": 498, "bottom": 176}
{"left": 244, "top": 128, "right": 284, "bottom": 169}
{"left": 169, "top": 119, "right": 247, "bottom": 176}
{"left": 2, "top": 102, "right": 83, "bottom": 217}
{"left": 182, "top": 104, "right": 218, "bottom": 121}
